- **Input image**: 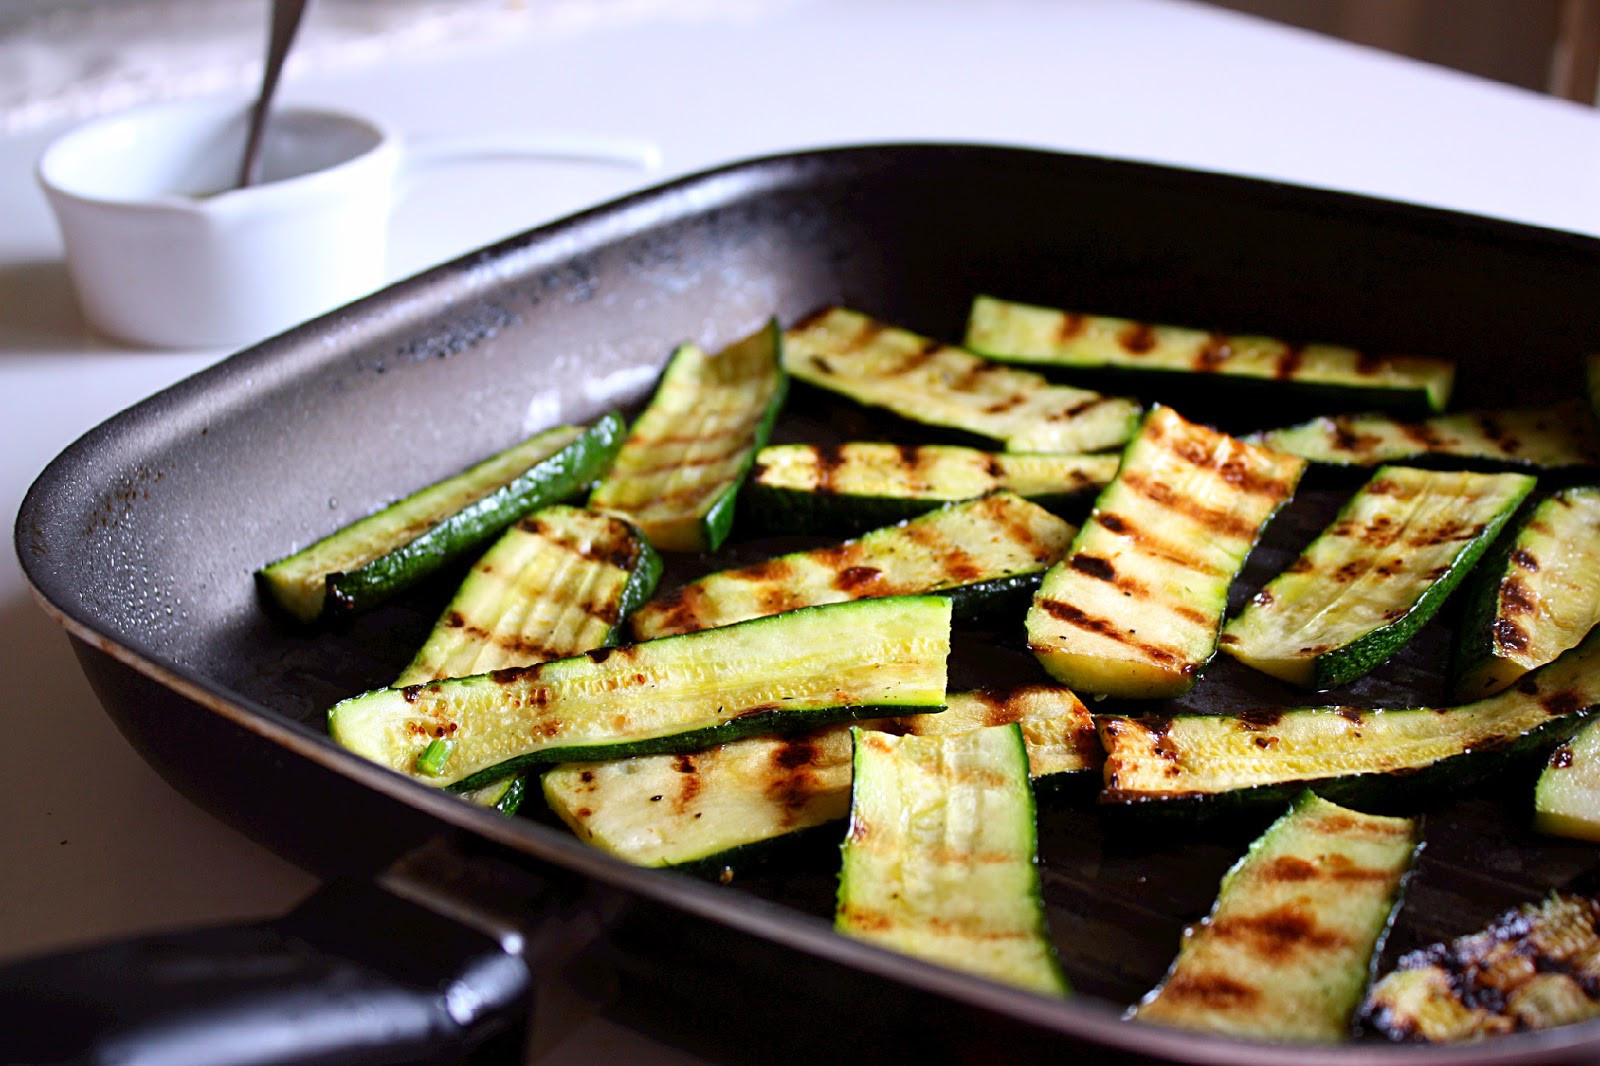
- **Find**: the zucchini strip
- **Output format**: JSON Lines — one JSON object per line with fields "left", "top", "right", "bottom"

{"left": 631, "top": 492, "right": 1074, "bottom": 639}
{"left": 835, "top": 724, "right": 1069, "bottom": 997}
{"left": 745, "top": 442, "right": 1116, "bottom": 534}
{"left": 783, "top": 308, "right": 1140, "bottom": 453}
{"left": 1247, "top": 406, "right": 1599, "bottom": 471}
{"left": 329, "top": 595, "right": 951, "bottom": 791}
{"left": 1452, "top": 487, "right": 1600, "bottom": 701}
{"left": 1098, "top": 624, "right": 1600, "bottom": 806}
{"left": 258, "top": 414, "right": 625, "bottom": 623}
{"left": 1535, "top": 718, "right": 1600, "bottom": 841}
{"left": 1027, "top": 406, "right": 1305, "bottom": 699}
{"left": 1135, "top": 792, "right": 1419, "bottom": 1043}
{"left": 1220, "top": 466, "right": 1535, "bottom": 690}
{"left": 541, "top": 685, "right": 1099, "bottom": 869}
{"left": 1361, "top": 894, "right": 1600, "bottom": 1042}
{"left": 965, "top": 294, "right": 1453, "bottom": 414}
{"left": 589, "top": 320, "right": 785, "bottom": 552}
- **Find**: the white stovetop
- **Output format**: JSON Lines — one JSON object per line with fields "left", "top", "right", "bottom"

{"left": 4, "top": 0, "right": 1600, "bottom": 1060}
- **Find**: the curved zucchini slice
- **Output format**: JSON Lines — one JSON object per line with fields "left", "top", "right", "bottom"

{"left": 745, "top": 443, "right": 1117, "bottom": 534}
{"left": 1534, "top": 718, "right": 1600, "bottom": 841}
{"left": 1027, "top": 406, "right": 1305, "bottom": 699}
{"left": 1452, "top": 488, "right": 1600, "bottom": 701}
{"left": 1221, "top": 466, "right": 1534, "bottom": 690}
{"left": 329, "top": 594, "right": 951, "bottom": 791}
{"left": 1135, "top": 792, "right": 1419, "bottom": 1043}
{"left": 589, "top": 320, "right": 785, "bottom": 553}
{"left": 1099, "top": 624, "right": 1600, "bottom": 807}
{"left": 1247, "top": 407, "right": 1599, "bottom": 471}
{"left": 1361, "top": 894, "right": 1600, "bottom": 1042}
{"left": 631, "top": 492, "right": 1074, "bottom": 639}
{"left": 783, "top": 308, "right": 1140, "bottom": 453}
{"left": 541, "top": 685, "right": 1100, "bottom": 869}
{"left": 835, "top": 724, "right": 1069, "bottom": 997}
{"left": 965, "top": 295, "right": 1453, "bottom": 414}
{"left": 258, "top": 414, "right": 625, "bottom": 623}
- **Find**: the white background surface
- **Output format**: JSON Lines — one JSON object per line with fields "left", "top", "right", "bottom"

{"left": 5, "top": 0, "right": 1600, "bottom": 1060}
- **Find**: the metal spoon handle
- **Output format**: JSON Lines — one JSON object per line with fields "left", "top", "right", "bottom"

{"left": 238, "top": 0, "right": 310, "bottom": 188}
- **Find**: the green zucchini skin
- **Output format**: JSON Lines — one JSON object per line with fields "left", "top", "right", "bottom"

{"left": 1134, "top": 792, "right": 1419, "bottom": 1043}
{"left": 258, "top": 414, "right": 625, "bottom": 623}
{"left": 835, "top": 724, "right": 1069, "bottom": 997}
{"left": 1247, "top": 407, "right": 1600, "bottom": 473}
{"left": 589, "top": 320, "right": 785, "bottom": 553}
{"left": 1533, "top": 718, "right": 1600, "bottom": 841}
{"left": 965, "top": 294, "right": 1454, "bottom": 416}
{"left": 328, "top": 594, "right": 952, "bottom": 792}
{"left": 1220, "top": 466, "right": 1536, "bottom": 690}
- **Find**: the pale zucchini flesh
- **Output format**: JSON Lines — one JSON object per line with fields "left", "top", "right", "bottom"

{"left": 1220, "top": 466, "right": 1535, "bottom": 690}
{"left": 589, "top": 320, "right": 785, "bottom": 553}
{"left": 631, "top": 491, "right": 1074, "bottom": 639}
{"left": 328, "top": 595, "right": 952, "bottom": 791}
{"left": 1248, "top": 407, "right": 1599, "bottom": 471}
{"left": 835, "top": 724, "right": 1068, "bottom": 997}
{"left": 1027, "top": 406, "right": 1305, "bottom": 698}
{"left": 783, "top": 308, "right": 1140, "bottom": 453}
{"left": 1534, "top": 717, "right": 1600, "bottom": 841}
{"left": 1135, "top": 792, "right": 1418, "bottom": 1043}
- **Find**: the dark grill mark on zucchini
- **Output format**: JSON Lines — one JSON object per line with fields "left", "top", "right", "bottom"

{"left": 1056, "top": 311, "right": 1086, "bottom": 341}
{"left": 1035, "top": 600, "right": 1186, "bottom": 668}
{"left": 1513, "top": 546, "right": 1540, "bottom": 571}
{"left": 1210, "top": 904, "right": 1351, "bottom": 961}
{"left": 1121, "top": 472, "right": 1260, "bottom": 541}
{"left": 834, "top": 566, "right": 883, "bottom": 591}
{"left": 1195, "top": 335, "right": 1230, "bottom": 371}
{"left": 1069, "top": 554, "right": 1117, "bottom": 581}
{"left": 1157, "top": 973, "right": 1261, "bottom": 1010}
{"left": 1274, "top": 343, "right": 1306, "bottom": 379}
{"left": 1093, "top": 509, "right": 1224, "bottom": 576}
{"left": 1120, "top": 323, "right": 1157, "bottom": 354}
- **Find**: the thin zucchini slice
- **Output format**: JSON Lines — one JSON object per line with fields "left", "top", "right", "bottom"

{"left": 835, "top": 724, "right": 1069, "bottom": 997}
{"left": 1220, "top": 466, "right": 1535, "bottom": 690}
{"left": 1361, "top": 894, "right": 1600, "bottom": 1042}
{"left": 541, "top": 684, "right": 1099, "bottom": 869}
{"left": 1098, "top": 624, "right": 1600, "bottom": 806}
{"left": 783, "top": 308, "right": 1140, "bottom": 453}
{"left": 1452, "top": 487, "right": 1600, "bottom": 701}
{"left": 1534, "top": 718, "right": 1600, "bottom": 841}
{"left": 965, "top": 295, "right": 1453, "bottom": 414}
{"left": 329, "top": 595, "right": 951, "bottom": 791}
{"left": 631, "top": 492, "right": 1074, "bottom": 640}
{"left": 1026, "top": 406, "right": 1305, "bottom": 699}
{"left": 258, "top": 414, "right": 625, "bottom": 623}
{"left": 1248, "top": 406, "right": 1599, "bottom": 471}
{"left": 589, "top": 320, "right": 785, "bottom": 553}
{"left": 1135, "top": 792, "right": 1419, "bottom": 1043}
{"left": 745, "top": 442, "right": 1117, "bottom": 534}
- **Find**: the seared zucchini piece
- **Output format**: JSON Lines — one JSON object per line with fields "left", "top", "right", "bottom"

{"left": 1135, "top": 792, "right": 1419, "bottom": 1043}
{"left": 1452, "top": 487, "right": 1600, "bottom": 701}
{"left": 965, "top": 295, "right": 1453, "bottom": 414}
{"left": 631, "top": 492, "right": 1074, "bottom": 639}
{"left": 258, "top": 415, "right": 625, "bottom": 623}
{"left": 1248, "top": 406, "right": 1599, "bottom": 471}
{"left": 1099, "top": 624, "right": 1600, "bottom": 806}
{"left": 1534, "top": 718, "right": 1600, "bottom": 841}
{"left": 1220, "top": 466, "right": 1534, "bottom": 690}
{"left": 542, "top": 684, "right": 1100, "bottom": 869}
{"left": 589, "top": 320, "right": 785, "bottom": 553}
{"left": 836, "top": 724, "right": 1069, "bottom": 997}
{"left": 1361, "top": 894, "right": 1600, "bottom": 1042}
{"left": 329, "top": 595, "right": 951, "bottom": 791}
{"left": 783, "top": 308, "right": 1140, "bottom": 453}
{"left": 745, "top": 443, "right": 1117, "bottom": 534}
{"left": 1027, "top": 406, "right": 1305, "bottom": 699}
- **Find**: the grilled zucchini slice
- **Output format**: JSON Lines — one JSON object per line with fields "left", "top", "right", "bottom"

{"left": 329, "top": 595, "right": 951, "bottom": 791}
{"left": 1452, "top": 487, "right": 1600, "bottom": 701}
{"left": 631, "top": 492, "right": 1074, "bottom": 639}
{"left": 965, "top": 295, "right": 1453, "bottom": 415}
{"left": 258, "top": 414, "right": 625, "bottom": 623}
{"left": 1026, "top": 406, "right": 1305, "bottom": 699}
{"left": 835, "top": 724, "right": 1069, "bottom": 997}
{"left": 1534, "top": 718, "right": 1600, "bottom": 841}
{"left": 589, "top": 320, "right": 785, "bottom": 552}
{"left": 1248, "top": 407, "right": 1599, "bottom": 471}
{"left": 1361, "top": 894, "right": 1600, "bottom": 1042}
{"left": 1099, "top": 624, "right": 1600, "bottom": 807}
{"left": 542, "top": 685, "right": 1097, "bottom": 869}
{"left": 783, "top": 308, "right": 1140, "bottom": 453}
{"left": 1220, "top": 466, "right": 1535, "bottom": 690}
{"left": 1135, "top": 792, "right": 1418, "bottom": 1043}
{"left": 744, "top": 443, "right": 1117, "bottom": 534}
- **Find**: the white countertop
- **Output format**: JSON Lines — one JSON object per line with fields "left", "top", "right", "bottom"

{"left": 5, "top": 0, "right": 1600, "bottom": 1060}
